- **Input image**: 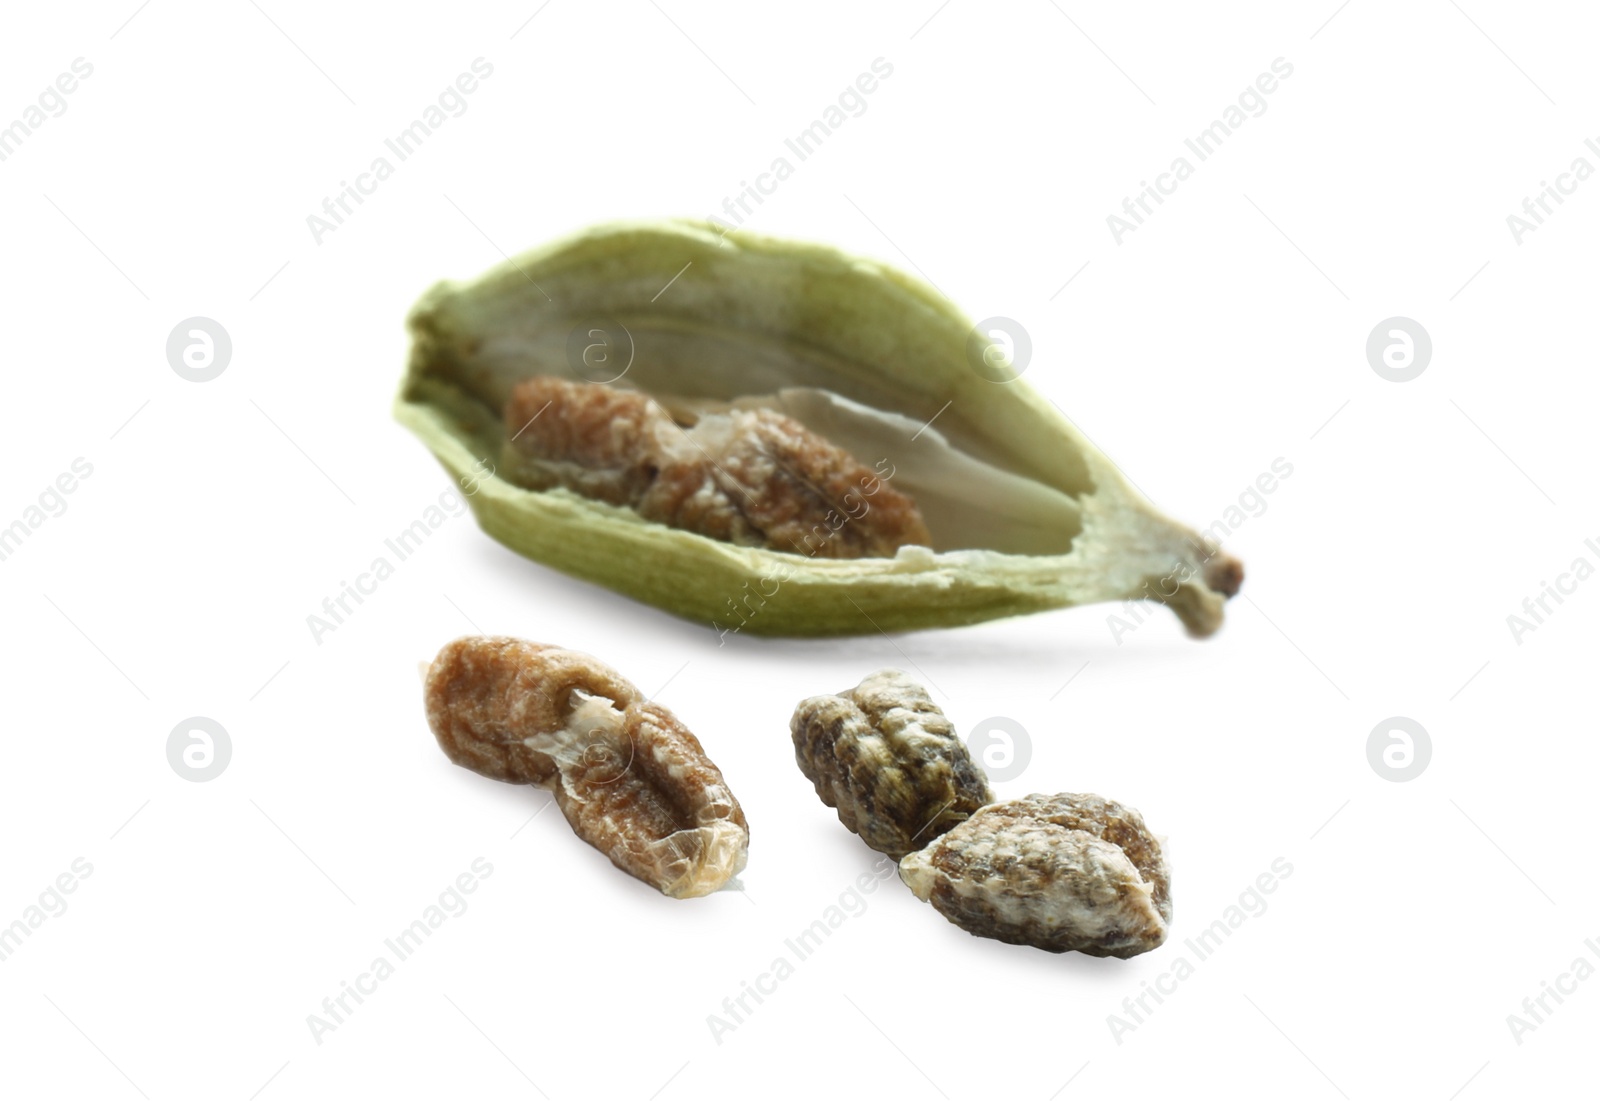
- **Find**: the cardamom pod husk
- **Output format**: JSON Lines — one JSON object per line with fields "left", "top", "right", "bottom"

{"left": 395, "top": 220, "right": 1241, "bottom": 638}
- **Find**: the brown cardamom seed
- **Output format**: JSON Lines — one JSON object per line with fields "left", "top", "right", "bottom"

{"left": 424, "top": 635, "right": 748, "bottom": 899}
{"left": 501, "top": 376, "right": 931, "bottom": 558}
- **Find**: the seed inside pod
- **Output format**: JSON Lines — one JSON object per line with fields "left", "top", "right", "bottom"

{"left": 790, "top": 669, "right": 993, "bottom": 859}
{"left": 424, "top": 635, "right": 748, "bottom": 899}
{"left": 500, "top": 376, "right": 931, "bottom": 558}
{"left": 397, "top": 219, "right": 1243, "bottom": 637}
{"left": 898, "top": 792, "right": 1172, "bottom": 958}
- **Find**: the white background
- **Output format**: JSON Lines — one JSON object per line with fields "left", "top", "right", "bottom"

{"left": 1, "top": 2, "right": 1595, "bottom": 1098}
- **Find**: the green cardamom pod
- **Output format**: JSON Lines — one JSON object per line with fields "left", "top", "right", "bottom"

{"left": 395, "top": 220, "right": 1241, "bottom": 638}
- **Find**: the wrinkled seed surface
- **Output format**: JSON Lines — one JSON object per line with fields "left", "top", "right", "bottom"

{"left": 899, "top": 792, "right": 1171, "bottom": 957}
{"left": 791, "top": 669, "right": 993, "bottom": 859}
{"left": 501, "top": 377, "right": 930, "bottom": 559}
{"left": 425, "top": 636, "right": 748, "bottom": 899}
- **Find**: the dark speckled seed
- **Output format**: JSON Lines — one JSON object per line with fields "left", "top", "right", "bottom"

{"left": 790, "top": 670, "right": 993, "bottom": 860}
{"left": 899, "top": 792, "right": 1171, "bottom": 958}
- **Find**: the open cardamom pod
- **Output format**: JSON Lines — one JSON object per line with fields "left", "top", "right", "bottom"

{"left": 396, "top": 220, "right": 1242, "bottom": 638}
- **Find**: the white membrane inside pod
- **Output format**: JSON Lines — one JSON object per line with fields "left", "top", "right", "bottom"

{"left": 451, "top": 308, "right": 1091, "bottom": 497}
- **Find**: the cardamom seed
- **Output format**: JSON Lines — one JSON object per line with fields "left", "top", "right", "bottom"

{"left": 898, "top": 792, "right": 1172, "bottom": 957}
{"left": 424, "top": 635, "right": 748, "bottom": 899}
{"left": 499, "top": 376, "right": 931, "bottom": 558}
{"left": 790, "top": 669, "right": 992, "bottom": 859}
